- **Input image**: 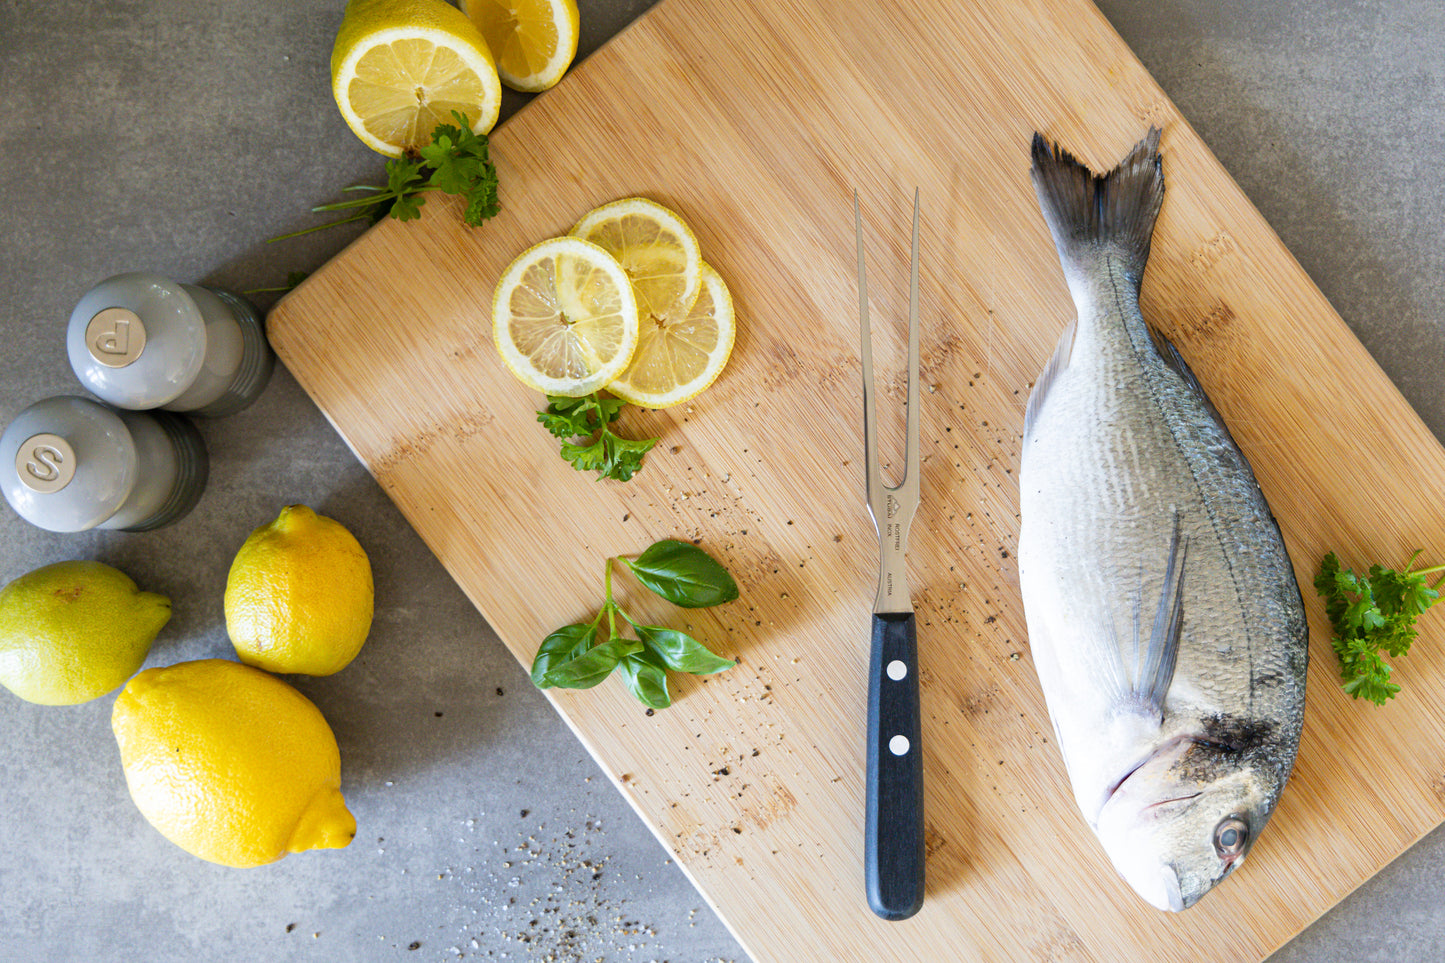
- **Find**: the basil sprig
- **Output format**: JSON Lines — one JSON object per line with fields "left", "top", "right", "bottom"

{"left": 531, "top": 539, "right": 738, "bottom": 709}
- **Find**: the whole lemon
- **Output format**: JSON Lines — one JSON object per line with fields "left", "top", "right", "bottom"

{"left": 111, "top": 658, "right": 356, "bottom": 867}
{"left": 225, "top": 505, "right": 373, "bottom": 676}
{"left": 0, "top": 560, "right": 170, "bottom": 705}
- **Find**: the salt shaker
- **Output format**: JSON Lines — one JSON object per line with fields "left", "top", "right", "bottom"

{"left": 0, "top": 396, "right": 208, "bottom": 532}
{"left": 67, "top": 272, "right": 274, "bottom": 416}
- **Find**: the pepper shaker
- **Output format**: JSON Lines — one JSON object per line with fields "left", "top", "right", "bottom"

{"left": 0, "top": 396, "right": 208, "bottom": 532}
{"left": 67, "top": 272, "right": 273, "bottom": 416}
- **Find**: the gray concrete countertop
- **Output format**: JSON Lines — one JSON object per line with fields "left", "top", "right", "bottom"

{"left": 0, "top": 0, "right": 1441, "bottom": 959}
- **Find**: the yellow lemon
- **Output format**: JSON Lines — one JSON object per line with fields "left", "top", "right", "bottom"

{"left": 606, "top": 262, "right": 735, "bottom": 408}
{"left": 461, "top": 0, "right": 580, "bottom": 93}
{"left": 225, "top": 505, "right": 374, "bottom": 677}
{"left": 331, "top": 0, "right": 502, "bottom": 157}
{"left": 0, "top": 560, "right": 169, "bottom": 706}
{"left": 112, "top": 659, "right": 355, "bottom": 867}
{"left": 493, "top": 236, "right": 640, "bottom": 396}
{"left": 570, "top": 197, "right": 703, "bottom": 327}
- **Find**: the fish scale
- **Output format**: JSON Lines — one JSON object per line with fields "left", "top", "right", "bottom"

{"left": 1017, "top": 128, "right": 1308, "bottom": 912}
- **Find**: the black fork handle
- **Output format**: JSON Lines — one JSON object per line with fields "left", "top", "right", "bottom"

{"left": 865, "top": 610, "right": 924, "bottom": 920}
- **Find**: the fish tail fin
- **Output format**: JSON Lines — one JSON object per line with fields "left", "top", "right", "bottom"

{"left": 1029, "top": 127, "right": 1165, "bottom": 286}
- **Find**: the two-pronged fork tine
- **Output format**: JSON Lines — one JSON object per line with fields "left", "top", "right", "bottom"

{"left": 857, "top": 189, "right": 924, "bottom": 922}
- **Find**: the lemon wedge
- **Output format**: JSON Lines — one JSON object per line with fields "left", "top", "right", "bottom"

{"left": 607, "top": 263, "right": 735, "bottom": 409}
{"left": 461, "top": 0, "right": 580, "bottom": 93}
{"left": 570, "top": 197, "right": 702, "bottom": 328}
{"left": 493, "top": 236, "right": 640, "bottom": 396}
{"left": 331, "top": 0, "right": 502, "bottom": 157}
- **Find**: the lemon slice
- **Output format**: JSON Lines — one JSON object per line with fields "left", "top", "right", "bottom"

{"left": 461, "top": 0, "right": 580, "bottom": 93}
{"left": 570, "top": 197, "right": 702, "bottom": 328}
{"left": 493, "top": 237, "right": 639, "bottom": 397}
{"left": 331, "top": 0, "right": 502, "bottom": 157}
{"left": 607, "top": 263, "right": 735, "bottom": 409}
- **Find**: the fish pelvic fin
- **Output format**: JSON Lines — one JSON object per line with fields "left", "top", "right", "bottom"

{"left": 1029, "top": 127, "right": 1165, "bottom": 288}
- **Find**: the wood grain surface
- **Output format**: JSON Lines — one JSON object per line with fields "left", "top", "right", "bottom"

{"left": 266, "top": 0, "right": 1445, "bottom": 958}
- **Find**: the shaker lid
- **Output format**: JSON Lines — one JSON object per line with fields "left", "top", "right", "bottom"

{"left": 67, "top": 272, "right": 206, "bottom": 409}
{"left": 0, "top": 396, "right": 137, "bottom": 532}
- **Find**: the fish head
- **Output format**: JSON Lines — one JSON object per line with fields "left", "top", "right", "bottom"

{"left": 1094, "top": 736, "right": 1279, "bottom": 912}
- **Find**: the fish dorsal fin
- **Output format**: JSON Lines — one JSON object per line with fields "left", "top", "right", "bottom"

{"left": 1024, "top": 319, "right": 1076, "bottom": 440}
{"left": 1152, "top": 329, "right": 1228, "bottom": 427}
{"left": 1103, "top": 514, "right": 1189, "bottom": 717}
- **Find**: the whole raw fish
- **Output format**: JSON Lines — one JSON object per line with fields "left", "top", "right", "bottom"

{"left": 1016, "top": 128, "right": 1308, "bottom": 911}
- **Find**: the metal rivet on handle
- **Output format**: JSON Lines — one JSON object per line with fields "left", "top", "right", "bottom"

{"left": 889, "top": 735, "right": 910, "bottom": 756}
{"left": 887, "top": 659, "right": 907, "bottom": 681}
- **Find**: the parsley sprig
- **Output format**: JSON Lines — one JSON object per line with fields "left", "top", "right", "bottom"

{"left": 1314, "top": 550, "right": 1445, "bottom": 705}
{"left": 531, "top": 540, "right": 739, "bottom": 709}
{"left": 271, "top": 110, "right": 499, "bottom": 242}
{"left": 538, "top": 394, "right": 658, "bottom": 482}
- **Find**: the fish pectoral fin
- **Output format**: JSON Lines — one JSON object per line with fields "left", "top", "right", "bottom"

{"left": 1134, "top": 515, "right": 1190, "bottom": 713}
{"left": 1024, "top": 318, "right": 1076, "bottom": 440}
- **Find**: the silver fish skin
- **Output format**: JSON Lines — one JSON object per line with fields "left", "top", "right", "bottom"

{"left": 1016, "top": 129, "right": 1308, "bottom": 912}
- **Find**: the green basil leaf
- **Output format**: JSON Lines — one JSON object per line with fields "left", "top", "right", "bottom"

{"left": 636, "top": 625, "right": 735, "bottom": 675}
{"left": 541, "top": 637, "right": 642, "bottom": 689}
{"left": 617, "top": 650, "right": 671, "bottom": 709}
{"left": 626, "top": 540, "right": 739, "bottom": 608}
{"left": 531, "top": 622, "right": 596, "bottom": 687}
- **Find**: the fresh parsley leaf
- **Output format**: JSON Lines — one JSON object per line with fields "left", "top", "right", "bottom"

{"left": 1314, "top": 550, "right": 1444, "bottom": 705}
{"left": 271, "top": 110, "right": 499, "bottom": 242}
{"left": 541, "top": 393, "right": 657, "bottom": 482}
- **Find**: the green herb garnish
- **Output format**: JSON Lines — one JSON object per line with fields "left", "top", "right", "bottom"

{"left": 1314, "top": 550, "right": 1445, "bottom": 705}
{"left": 243, "top": 270, "right": 310, "bottom": 295}
{"left": 531, "top": 539, "right": 739, "bottom": 709}
{"left": 538, "top": 393, "right": 658, "bottom": 482}
{"left": 270, "top": 110, "right": 499, "bottom": 242}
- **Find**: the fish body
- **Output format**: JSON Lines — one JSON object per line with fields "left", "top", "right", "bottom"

{"left": 1016, "top": 129, "right": 1308, "bottom": 912}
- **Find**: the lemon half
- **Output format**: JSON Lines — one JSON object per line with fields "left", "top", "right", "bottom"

{"left": 607, "top": 262, "right": 735, "bottom": 409}
{"left": 331, "top": 0, "right": 502, "bottom": 156}
{"left": 461, "top": 0, "right": 580, "bottom": 93}
{"left": 493, "top": 236, "right": 640, "bottom": 397}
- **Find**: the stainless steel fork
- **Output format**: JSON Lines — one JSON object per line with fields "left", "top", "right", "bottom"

{"left": 856, "top": 189, "right": 924, "bottom": 921}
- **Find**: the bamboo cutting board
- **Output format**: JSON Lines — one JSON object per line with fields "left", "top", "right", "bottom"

{"left": 268, "top": 0, "right": 1445, "bottom": 958}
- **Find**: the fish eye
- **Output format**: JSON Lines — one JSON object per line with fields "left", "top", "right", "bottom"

{"left": 1213, "top": 815, "right": 1249, "bottom": 858}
